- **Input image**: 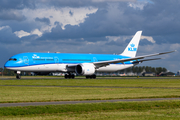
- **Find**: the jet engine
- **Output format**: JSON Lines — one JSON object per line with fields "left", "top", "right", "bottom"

{"left": 75, "top": 63, "right": 95, "bottom": 75}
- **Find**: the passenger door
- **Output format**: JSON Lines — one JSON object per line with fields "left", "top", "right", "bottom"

{"left": 23, "top": 56, "right": 29, "bottom": 65}
{"left": 54, "top": 57, "right": 59, "bottom": 64}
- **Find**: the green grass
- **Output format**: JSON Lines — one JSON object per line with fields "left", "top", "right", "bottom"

{"left": 1, "top": 101, "right": 180, "bottom": 119}
{"left": 1, "top": 78, "right": 180, "bottom": 88}
{"left": 1, "top": 77, "right": 180, "bottom": 119}
{"left": 0, "top": 86, "right": 180, "bottom": 103}
{"left": 1, "top": 78, "right": 180, "bottom": 103}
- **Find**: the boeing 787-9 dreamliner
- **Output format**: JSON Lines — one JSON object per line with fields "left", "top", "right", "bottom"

{"left": 4, "top": 31, "right": 175, "bottom": 79}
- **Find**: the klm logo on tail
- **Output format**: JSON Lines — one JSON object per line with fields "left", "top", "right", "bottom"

{"left": 128, "top": 43, "right": 137, "bottom": 51}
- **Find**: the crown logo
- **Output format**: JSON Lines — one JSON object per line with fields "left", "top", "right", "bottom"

{"left": 130, "top": 43, "right": 135, "bottom": 47}
{"left": 128, "top": 43, "right": 137, "bottom": 52}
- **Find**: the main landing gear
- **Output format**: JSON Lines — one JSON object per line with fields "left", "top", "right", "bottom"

{"left": 64, "top": 73, "right": 75, "bottom": 79}
{"left": 86, "top": 75, "right": 96, "bottom": 79}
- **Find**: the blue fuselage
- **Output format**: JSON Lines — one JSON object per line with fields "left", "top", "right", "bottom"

{"left": 5, "top": 53, "right": 132, "bottom": 67}
{"left": 4, "top": 52, "right": 135, "bottom": 73}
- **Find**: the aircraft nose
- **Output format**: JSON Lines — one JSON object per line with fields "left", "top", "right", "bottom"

{"left": 4, "top": 61, "right": 10, "bottom": 68}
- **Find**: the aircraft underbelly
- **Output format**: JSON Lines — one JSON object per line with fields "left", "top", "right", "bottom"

{"left": 7, "top": 64, "right": 67, "bottom": 72}
{"left": 96, "top": 64, "right": 134, "bottom": 72}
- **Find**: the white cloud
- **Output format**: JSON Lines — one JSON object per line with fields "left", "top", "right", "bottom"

{"left": 169, "top": 43, "right": 180, "bottom": 51}
{"left": 14, "top": 30, "right": 31, "bottom": 38}
{"left": 31, "top": 29, "right": 43, "bottom": 37}
{"left": 106, "top": 36, "right": 131, "bottom": 42}
{"left": 128, "top": 0, "right": 151, "bottom": 10}
{"left": 141, "top": 35, "right": 156, "bottom": 43}
{"left": 14, "top": 6, "right": 98, "bottom": 38}
{"left": 22, "top": 7, "right": 98, "bottom": 32}
{"left": 14, "top": 29, "right": 43, "bottom": 38}
{"left": 0, "top": 26, "right": 10, "bottom": 31}
{"left": 106, "top": 35, "right": 155, "bottom": 44}
{"left": 13, "top": 7, "right": 98, "bottom": 38}
{"left": 92, "top": 0, "right": 136, "bottom": 2}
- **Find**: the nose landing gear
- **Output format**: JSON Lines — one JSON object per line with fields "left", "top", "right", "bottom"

{"left": 15, "top": 71, "right": 21, "bottom": 79}
{"left": 16, "top": 74, "right": 21, "bottom": 79}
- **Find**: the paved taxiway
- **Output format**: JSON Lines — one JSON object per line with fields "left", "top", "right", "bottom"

{"left": 1, "top": 85, "right": 180, "bottom": 89}
{"left": 1, "top": 98, "right": 180, "bottom": 107}
{"left": 1, "top": 77, "right": 180, "bottom": 80}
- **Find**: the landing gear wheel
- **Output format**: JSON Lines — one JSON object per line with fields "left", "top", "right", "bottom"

{"left": 71, "top": 74, "right": 75, "bottom": 79}
{"left": 92, "top": 75, "right": 96, "bottom": 79}
{"left": 64, "top": 73, "right": 75, "bottom": 79}
{"left": 65, "top": 74, "right": 68, "bottom": 79}
{"left": 86, "top": 75, "right": 96, "bottom": 79}
{"left": 16, "top": 74, "right": 21, "bottom": 79}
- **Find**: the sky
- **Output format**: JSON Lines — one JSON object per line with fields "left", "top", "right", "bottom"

{"left": 0, "top": 0, "right": 179, "bottom": 72}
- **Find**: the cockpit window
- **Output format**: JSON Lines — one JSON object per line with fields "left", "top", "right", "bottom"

{"left": 9, "top": 58, "right": 17, "bottom": 61}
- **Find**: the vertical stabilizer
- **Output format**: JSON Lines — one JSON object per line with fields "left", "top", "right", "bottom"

{"left": 120, "top": 31, "right": 142, "bottom": 57}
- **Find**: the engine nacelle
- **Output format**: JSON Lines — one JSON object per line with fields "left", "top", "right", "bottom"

{"left": 75, "top": 63, "right": 95, "bottom": 75}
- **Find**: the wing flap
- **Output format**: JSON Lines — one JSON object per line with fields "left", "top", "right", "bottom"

{"left": 132, "top": 58, "right": 161, "bottom": 64}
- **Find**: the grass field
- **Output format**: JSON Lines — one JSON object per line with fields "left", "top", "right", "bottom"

{"left": 0, "top": 77, "right": 180, "bottom": 119}
{"left": 1, "top": 78, "right": 180, "bottom": 103}
{"left": 1, "top": 77, "right": 180, "bottom": 87}
{"left": 1, "top": 101, "right": 180, "bottom": 119}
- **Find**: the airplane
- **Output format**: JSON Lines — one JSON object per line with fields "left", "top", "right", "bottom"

{"left": 4, "top": 31, "right": 175, "bottom": 79}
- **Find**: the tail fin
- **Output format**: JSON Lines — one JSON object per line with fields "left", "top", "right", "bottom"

{"left": 120, "top": 31, "right": 142, "bottom": 57}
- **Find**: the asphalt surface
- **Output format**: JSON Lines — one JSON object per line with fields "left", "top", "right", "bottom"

{"left": 1, "top": 76, "right": 180, "bottom": 80}
{"left": 1, "top": 85, "right": 180, "bottom": 89}
{"left": 0, "top": 98, "right": 180, "bottom": 107}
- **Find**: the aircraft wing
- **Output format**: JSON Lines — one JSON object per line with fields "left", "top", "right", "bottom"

{"left": 132, "top": 58, "right": 161, "bottom": 64}
{"left": 93, "top": 50, "right": 176, "bottom": 68}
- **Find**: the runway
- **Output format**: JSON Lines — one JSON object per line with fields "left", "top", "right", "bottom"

{"left": 0, "top": 98, "right": 180, "bottom": 107}
{"left": 1, "top": 76, "right": 180, "bottom": 80}
{"left": 1, "top": 85, "right": 180, "bottom": 89}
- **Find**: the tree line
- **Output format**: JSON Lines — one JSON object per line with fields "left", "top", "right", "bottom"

{"left": 0, "top": 68, "right": 31, "bottom": 76}
{"left": 119, "top": 66, "right": 167, "bottom": 74}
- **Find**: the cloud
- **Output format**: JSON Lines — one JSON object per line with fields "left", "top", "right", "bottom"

{"left": 14, "top": 29, "right": 42, "bottom": 38}
{"left": 128, "top": 0, "right": 151, "bottom": 10}
{"left": 14, "top": 30, "right": 31, "bottom": 38}
{"left": 31, "top": 29, "right": 43, "bottom": 37}
{"left": 92, "top": 0, "right": 136, "bottom": 2}
{"left": 0, "top": 26, "right": 9, "bottom": 30}
{"left": 0, "top": 26, "right": 20, "bottom": 44}
{"left": 21, "top": 7, "right": 98, "bottom": 32}
{"left": 0, "top": 10, "right": 26, "bottom": 21}
{"left": 35, "top": 17, "right": 50, "bottom": 24}
{"left": 0, "top": 0, "right": 36, "bottom": 10}
{"left": 141, "top": 35, "right": 155, "bottom": 43}
{"left": 69, "top": 10, "right": 74, "bottom": 16}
